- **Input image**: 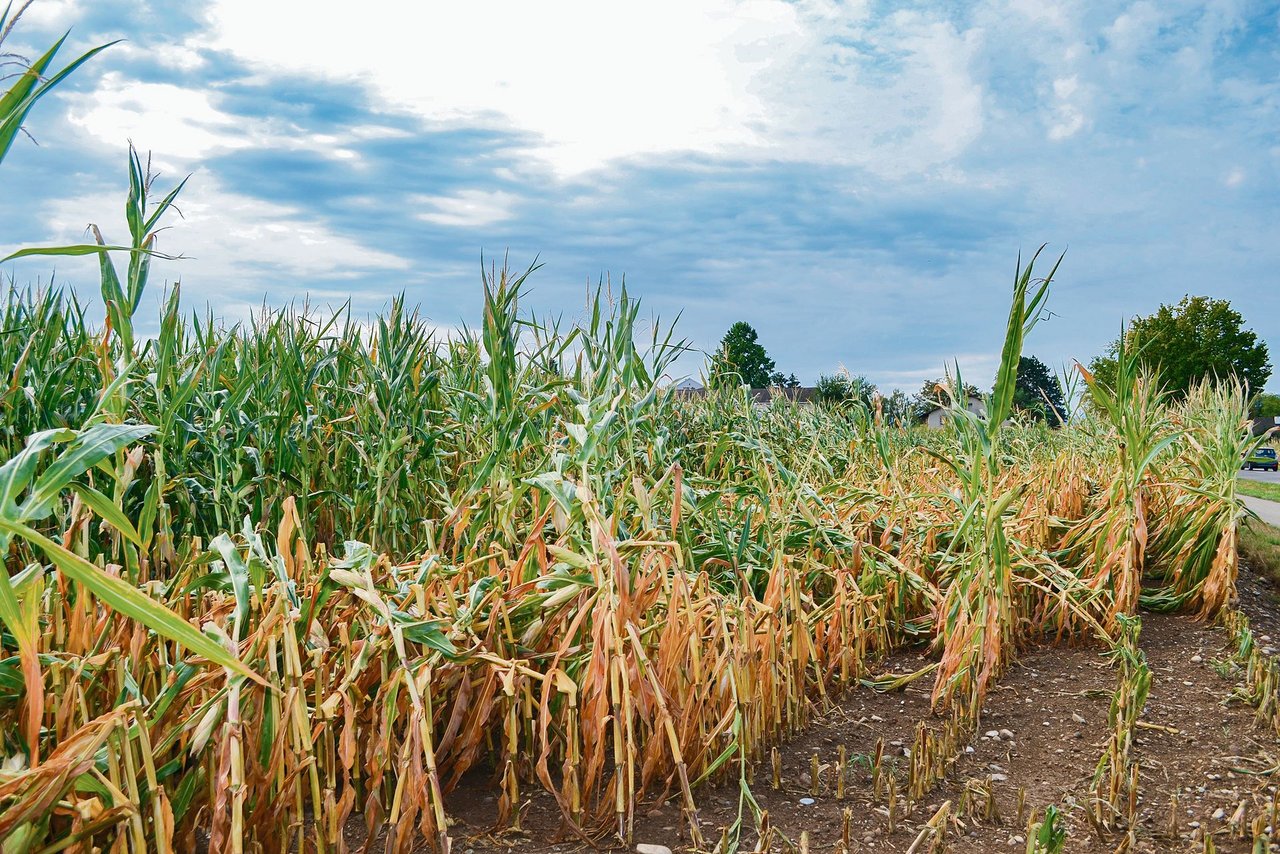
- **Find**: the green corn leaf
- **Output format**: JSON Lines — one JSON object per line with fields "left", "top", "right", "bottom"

{"left": 209, "top": 533, "right": 252, "bottom": 641}
{"left": 87, "top": 359, "right": 139, "bottom": 421}
{"left": 0, "top": 244, "right": 175, "bottom": 264}
{"left": 142, "top": 175, "right": 191, "bottom": 239}
{"left": 0, "top": 429, "right": 72, "bottom": 520}
{"left": 524, "top": 471, "right": 578, "bottom": 514}
{"left": 0, "top": 517, "right": 262, "bottom": 685}
{"left": 395, "top": 616, "right": 460, "bottom": 659}
{"left": 72, "top": 483, "right": 143, "bottom": 547}
{"left": 22, "top": 423, "right": 154, "bottom": 521}
{"left": 0, "top": 38, "right": 118, "bottom": 164}
{"left": 0, "top": 33, "right": 65, "bottom": 161}
{"left": 0, "top": 564, "right": 41, "bottom": 697}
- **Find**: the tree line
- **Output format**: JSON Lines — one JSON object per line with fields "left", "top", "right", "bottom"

{"left": 706, "top": 295, "right": 1272, "bottom": 424}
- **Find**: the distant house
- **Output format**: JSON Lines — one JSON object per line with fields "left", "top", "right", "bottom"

{"left": 920, "top": 394, "right": 986, "bottom": 429}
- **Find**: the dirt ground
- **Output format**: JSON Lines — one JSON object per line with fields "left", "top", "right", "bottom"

{"left": 346, "top": 565, "right": 1280, "bottom": 853}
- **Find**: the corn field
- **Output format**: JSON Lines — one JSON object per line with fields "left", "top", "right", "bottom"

{"left": 0, "top": 245, "right": 1261, "bottom": 852}
{"left": 0, "top": 9, "right": 1269, "bottom": 854}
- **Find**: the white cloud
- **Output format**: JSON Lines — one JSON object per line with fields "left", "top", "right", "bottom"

{"left": 66, "top": 72, "right": 253, "bottom": 165}
{"left": 413, "top": 190, "right": 519, "bottom": 228}
{"left": 756, "top": 9, "right": 987, "bottom": 175}
{"left": 1047, "top": 75, "right": 1088, "bottom": 139}
{"left": 1104, "top": 2, "right": 1165, "bottom": 54}
{"left": 64, "top": 73, "right": 363, "bottom": 168}
{"left": 12, "top": 0, "right": 81, "bottom": 29}
{"left": 34, "top": 176, "right": 409, "bottom": 305}
{"left": 1004, "top": 0, "right": 1070, "bottom": 30}
{"left": 115, "top": 40, "right": 209, "bottom": 72}
{"left": 1225, "top": 167, "right": 1245, "bottom": 187}
{"left": 195, "top": 0, "right": 986, "bottom": 177}
{"left": 200, "top": 0, "right": 768, "bottom": 175}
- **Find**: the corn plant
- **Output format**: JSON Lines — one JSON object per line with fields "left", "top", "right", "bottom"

{"left": 1147, "top": 380, "right": 1253, "bottom": 616}
{"left": 1090, "top": 614, "right": 1151, "bottom": 833}
{"left": 1068, "top": 331, "right": 1175, "bottom": 632}
{"left": 1026, "top": 805, "right": 1067, "bottom": 853}
{"left": 929, "top": 246, "right": 1062, "bottom": 715}
{"left": 1222, "top": 609, "right": 1280, "bottom": 734}
{"left": 0, "top": 425, "right": 255, "bottom": 770}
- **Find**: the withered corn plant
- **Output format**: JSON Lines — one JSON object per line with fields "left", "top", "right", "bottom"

{"left": 0, "top": 8, "right": 1264, "bottom": 852}
{"left": 0, "top": 248, "right": 1258, "bottom": 853}
{"left": 929, "top": 247, "right": 1064, "bottom": 716}
{"left": 1066, "top": 333, "right": 1175, "bottom": 633}
{"left": 1221, "top": 610, "right": 1280, "bottom": 734}
{"left": 1147, "top": 380, "right": 1253, "bottom": 617}
{"left": 1090, "top": 614, "right": 1150, "bottom": 835}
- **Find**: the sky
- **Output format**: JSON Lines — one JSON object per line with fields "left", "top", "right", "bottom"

{"left": 2, "top": 0, "right": 1278, "bottom": 392}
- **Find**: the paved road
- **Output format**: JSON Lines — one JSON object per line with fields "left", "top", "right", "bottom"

{"left": 1239, "top": 468, "right": 1280, "bottom": 526}
{"left": 1240, "top": 468, "right": 1280, "bottom": 485}
{"left": 1242, "top": 495, "right": 1280, "bottom": 527}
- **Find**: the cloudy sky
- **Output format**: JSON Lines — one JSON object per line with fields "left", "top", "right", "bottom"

{"left": 3, "top": 0, "right": 1278, "bottom": 391}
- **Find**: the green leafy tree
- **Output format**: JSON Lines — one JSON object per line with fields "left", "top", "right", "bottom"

{"left": 881, "top": 389, "right": 913, "bottom": 426}
{"left": 1011, "top": 355, "right": 1067, "bottom": 426}
{"left": 912, "top": 378, "right": 980, "bottom": 421}
{"left": 1089, "top": 296, "right": 1271, "bottom": 399}
{"left": 708, "top": 321, "right": 776, "bottom": 389}
{"left": 814, "top": 373, "right": 877, "bottom": 408}
{"left": 1251, "top": 393, "right": 1280, "bottom": 419}
{"left": 769, "top": 371, "right": 800, "bottom": 388}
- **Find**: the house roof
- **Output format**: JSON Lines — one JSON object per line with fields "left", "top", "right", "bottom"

{"left": 748, "top": 386, "right": 817, "bottom": 404}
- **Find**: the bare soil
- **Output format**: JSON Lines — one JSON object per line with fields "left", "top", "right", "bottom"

{"left": 1236, "top": 563, "right": 1280, "bottom": 643}
{"left": 348, "top": 566, "right": 1280, "bottom": 853}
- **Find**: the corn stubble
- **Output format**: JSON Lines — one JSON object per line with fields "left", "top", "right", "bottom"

{"left": 0, "top": 21, "right": 1263, "bottom": 852}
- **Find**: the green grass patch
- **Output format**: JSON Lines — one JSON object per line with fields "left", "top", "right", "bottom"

{"left": 1237, "top": 477, "right": 1280, "bottom": 503}
{"left": 1240, "top": 518, "right": 1280, "bottom": 584}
